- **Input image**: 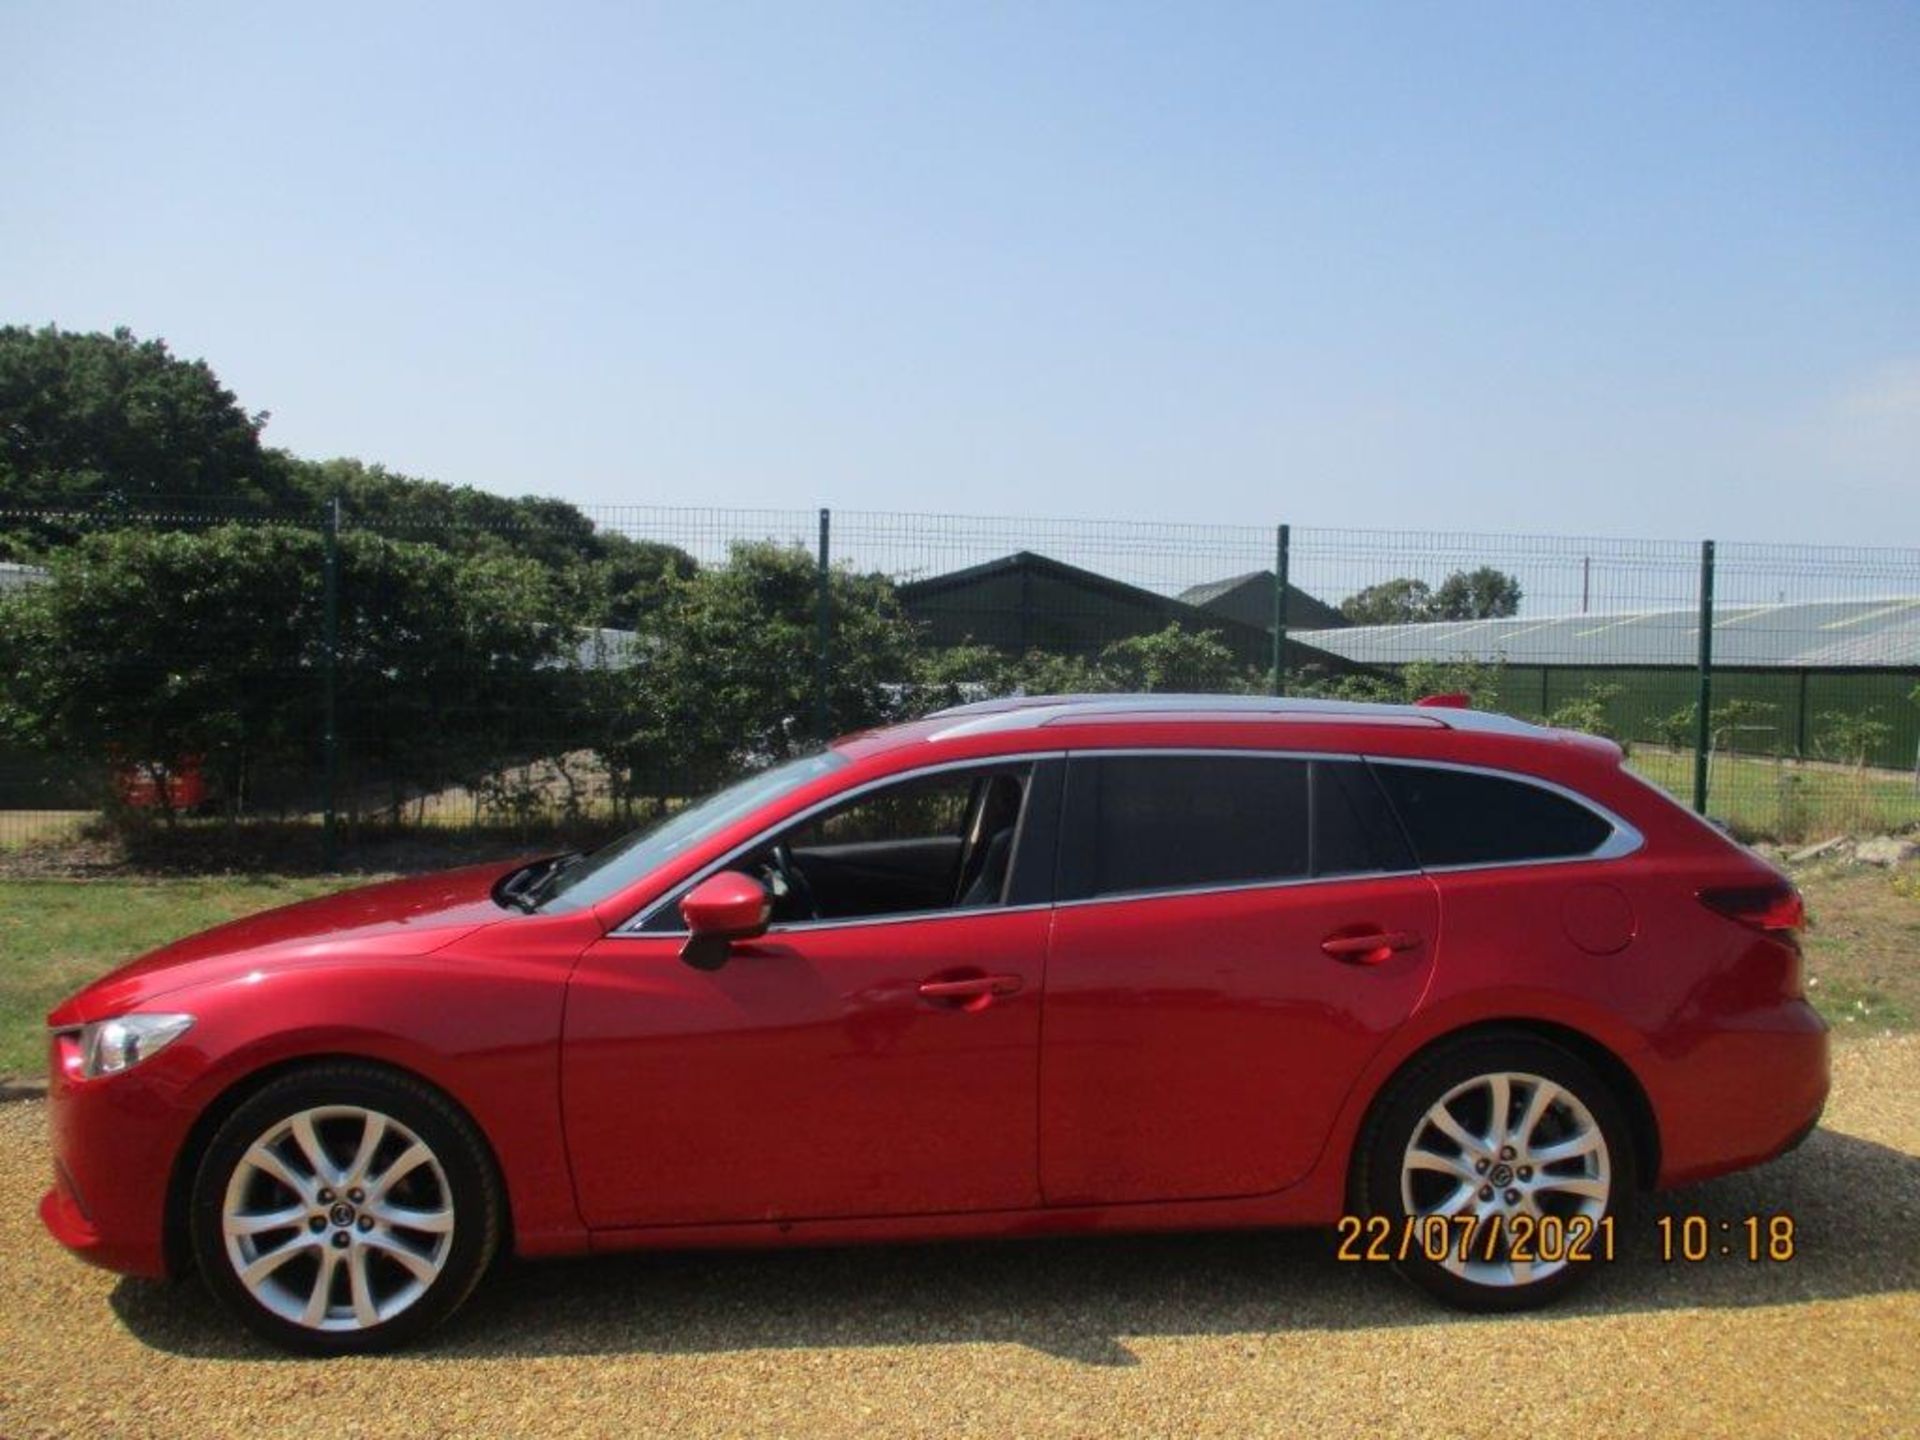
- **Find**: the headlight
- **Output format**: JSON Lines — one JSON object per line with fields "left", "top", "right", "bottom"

{"left": 79, "top": 1013, "right": 195, "bottom": 1077}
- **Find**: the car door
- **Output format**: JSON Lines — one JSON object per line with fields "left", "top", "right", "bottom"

{"left": 1038, "top": 751, "right": 1440, "bottom": 1206}
{"left": 562, "top": 757, "right": 1063, "bottom": 1230}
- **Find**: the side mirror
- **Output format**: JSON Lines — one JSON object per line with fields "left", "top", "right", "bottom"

{"left": 678, "top": 870, "right": 772, "bottom": 971}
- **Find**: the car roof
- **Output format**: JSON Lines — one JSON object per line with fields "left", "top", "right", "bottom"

{"left": 836, "top": 693, "right": 1550, "bottom": 758}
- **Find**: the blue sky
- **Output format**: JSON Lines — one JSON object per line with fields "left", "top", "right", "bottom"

{"left": 3, "top": 1, "right": 1915, "bottom": 543}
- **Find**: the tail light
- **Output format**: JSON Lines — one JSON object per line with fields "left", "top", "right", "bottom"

{"left": 1698, "top": 882, "right": 1805, "bottom": 939}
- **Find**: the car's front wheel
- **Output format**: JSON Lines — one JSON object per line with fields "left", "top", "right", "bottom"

{"left": 188, "top": 1062, "right": 501, "bottom": 1354}
{"left": 1353, "top": 1033, "right": 1635, "bottom": 1312}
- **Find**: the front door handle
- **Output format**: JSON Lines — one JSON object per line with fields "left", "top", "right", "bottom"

{"left": 1320, "top": 930, "right": 1423, "bottom": 965}
{"left": 918, "top": 973, "right": 1024, "bottom": 1009}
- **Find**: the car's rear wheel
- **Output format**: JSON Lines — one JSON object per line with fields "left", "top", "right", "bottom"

{"left": 1353, "top": 1033, "right": 1635, "bottom": 1311}
{"left": 188, "top": 1062, "right": 501, "bottom": 1354}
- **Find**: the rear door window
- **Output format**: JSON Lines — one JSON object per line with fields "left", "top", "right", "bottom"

{"left": 1370, "top": 762, "right": 1614, "bottom": 867}
{"left": 1058, "top": 755, "right": 1310, "bottom": 899}
{"left": 1310, "top": 760, "right": 1416, "bottom": 876}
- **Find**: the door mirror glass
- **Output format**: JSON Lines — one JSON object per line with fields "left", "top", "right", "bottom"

{"left": 678, "top": 871, "right": 771, "bottom": 970}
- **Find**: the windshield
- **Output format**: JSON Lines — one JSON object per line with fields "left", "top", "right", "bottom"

{"left": 535, "top": 751, "right": 848, "bottom": 913}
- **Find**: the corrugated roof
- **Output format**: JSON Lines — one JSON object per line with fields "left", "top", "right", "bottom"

{"left": 1291, "top": 597, "right": 1920, "bottom": 669}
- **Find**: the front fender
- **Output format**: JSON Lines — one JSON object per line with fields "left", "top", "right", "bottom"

{"left": 151, "top": 952, "right": 587, "bottom": 1263}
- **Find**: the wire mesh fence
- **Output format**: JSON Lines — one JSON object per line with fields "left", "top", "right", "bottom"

{"left": 0, "top": 501, "right": 1915, "bottom": 865}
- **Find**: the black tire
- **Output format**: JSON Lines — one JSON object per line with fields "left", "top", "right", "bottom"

{"left": 1351, "top": 1032, "right": 1635, "bottom": 1313}
{"left": 188, "top": 1061, "right": 502, "bottom": 1355}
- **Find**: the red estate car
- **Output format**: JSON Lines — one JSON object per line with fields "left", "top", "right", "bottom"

{"left": 42, "top": 695, "right": 1828, "bottom": 1352}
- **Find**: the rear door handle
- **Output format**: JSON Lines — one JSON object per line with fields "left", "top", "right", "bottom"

{"left": 1320, "top": 930, "right": 1423, "bottom": 965}
{"left": 918, "top": 973, "right": 1024, "bottom": 1007}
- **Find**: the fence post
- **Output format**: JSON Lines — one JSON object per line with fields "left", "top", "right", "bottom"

{"left": 321, "top": 495, "right": 342, "bottom": 868}
{"left": 1692, "top": 539, "right": 1715, "bottom": 815}
{"left": 1271, "top": 523, "right": 1290, "bottom": 696}
{"left": 814, "top": 508, "right": 831, "bottom": 741}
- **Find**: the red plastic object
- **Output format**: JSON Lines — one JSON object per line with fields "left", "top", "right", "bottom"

{"left": 679, "top": 870, "right": 772, "bottom": 937}
{"left": 113, "top": 758, "right": 207, "bottom": 811}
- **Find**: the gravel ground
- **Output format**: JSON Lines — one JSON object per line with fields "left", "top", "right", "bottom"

{"left": 3, "top": 1038, "right": 1916, "bottom": 1440}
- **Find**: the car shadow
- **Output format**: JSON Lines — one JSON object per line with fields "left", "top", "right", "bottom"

{"left": 111, "top": 1126, "right": 1920, "bottom": 1366}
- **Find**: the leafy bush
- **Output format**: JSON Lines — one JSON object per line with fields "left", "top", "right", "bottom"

{"left": 1815, "top": 709, "right": 1893, "bottom": 773}
{"left": 0, "top": 524, "right": 579, "bottom": 824}
{"left": 1543, "top": 684, "right": 1624, "bottom": 742}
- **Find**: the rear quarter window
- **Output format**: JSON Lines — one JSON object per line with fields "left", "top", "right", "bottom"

{"left": 1370, "top": 762, "right": 1614, "bottom": 868}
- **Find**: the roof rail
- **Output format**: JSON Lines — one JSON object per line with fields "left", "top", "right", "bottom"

{"left": 923, "top": 693, "right": 1545, "bottom": 739}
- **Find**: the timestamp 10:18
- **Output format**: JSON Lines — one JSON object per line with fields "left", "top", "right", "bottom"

{"left": 1657, "top": 1214, "right": 1796, "bottom": 1262}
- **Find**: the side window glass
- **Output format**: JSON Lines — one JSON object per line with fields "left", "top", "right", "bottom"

{"left": 647, "top": 764, "right": 1032, "bottom": 928}
{"left": 1370, "top": 762, "right": 1613, "bottom": 867}
{"left": 1310, "top": 760, "right": 1415, "bottom": 877}
{"left": 1061, "top": 755, "right": 1308, "bottom": 899}
{"left": 784, "top": 773, "right": 976, "bottom": 850}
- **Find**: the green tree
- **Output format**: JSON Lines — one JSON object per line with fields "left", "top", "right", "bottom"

{"left": 0, "top": 326, "right": 302, "bottom": 550}
{"left": 1652, "top": 704, "right": 1697, "bottom": 752}
{"left": 1098, "top": 623, "right": 1252, "bottom": 693}
{"left": 603, "top": 542, "right": 922, "bottom": 800}
{"left": 906, "top": 624, "right": 1260, "bottom": 709}
{"left": 905, "top": 644, "right": 1022, "bottom": 712}
{"left": 590, "top": 533, "right": 700, "bottom": 631}
{"left": 1432, "top": 566, "right": 1523, "bottom": 619}
{"left": 1339, "top": 568, "right": 1523, "bottom": 624}
{"left": 1814, "top": 708, "right": 1893, "bottom": 773}
{"left": 0, "top": 328, "right": 697, "bottom": 628}
{"left": 1398, "top": 657, "right": 1505, "bottom": 710}
{"left": 1543, "top": 684, "right": 1624, "bottom": 742}
{"left": 284, "top": 457, "right": 603, "bottom": 567}
{"left": 0, "top": 524, "right": 579, "bottom": 823}
{"left": 1653, "top": 699, "right": 1779, "bottom": 756}
{"left": 1340, "top": 577, "right": 1434, "bottom": 625}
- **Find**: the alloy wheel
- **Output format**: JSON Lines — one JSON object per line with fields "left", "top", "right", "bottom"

{"left": 220, "top": 1104, "right": 455, "bottom": 1332}
{"left": 1398, "top": 1070, "right": 1611, "bottom": 1287}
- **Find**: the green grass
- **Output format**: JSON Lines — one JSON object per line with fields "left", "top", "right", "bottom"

{"left": 0, "top": 876, "right": 358, "bottom": 1078}
{"left": 1806, "top": 975, "right": 1914, "bottom": 1031}
{"left": 1797, "top": 862, "right": 1920, "bottom": 1036}
{"left": 1628, "top": 748, "right": 1920, "bottom": 841}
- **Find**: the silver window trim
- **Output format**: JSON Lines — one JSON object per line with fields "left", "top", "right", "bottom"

{"left": 614, "top": 751, "right": 1065, "bottom": 935}
{"left": 612, "top": 745, "right": 1643, "bottom": 935}
{"left": 619, "top": 899, "right": 1062, "bottom": 940}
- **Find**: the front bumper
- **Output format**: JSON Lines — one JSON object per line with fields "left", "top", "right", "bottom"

{"left": 39, "top": 1037, "right": 195, "bottom": 1279}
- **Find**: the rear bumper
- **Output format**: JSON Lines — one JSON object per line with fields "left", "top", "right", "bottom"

{"left": 1646, "top": 999, "right": 1830, "bottom": 1188}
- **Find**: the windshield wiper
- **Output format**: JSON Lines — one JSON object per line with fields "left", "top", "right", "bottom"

{"left": 493, "top": 853, "right": 577, "bottom": 913}
{"left": 522, "top": 851, "right": 587, "bottom": 909}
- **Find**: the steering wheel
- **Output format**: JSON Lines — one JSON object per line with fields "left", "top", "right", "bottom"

{"left": 768, "top": 839, "right": 820, "bottom": 922}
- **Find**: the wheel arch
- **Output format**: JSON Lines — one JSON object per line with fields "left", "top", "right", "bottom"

{"left": 1346, "top": 1017, "right": 1661, "bottom": 1204}
{"left": 162, "top": 1052, "right": 514, "bottom": 1279}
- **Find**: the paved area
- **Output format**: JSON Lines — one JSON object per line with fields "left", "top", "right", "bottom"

{"left": 2, "top": 1037, "right": 1916, "bottom": 1438}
